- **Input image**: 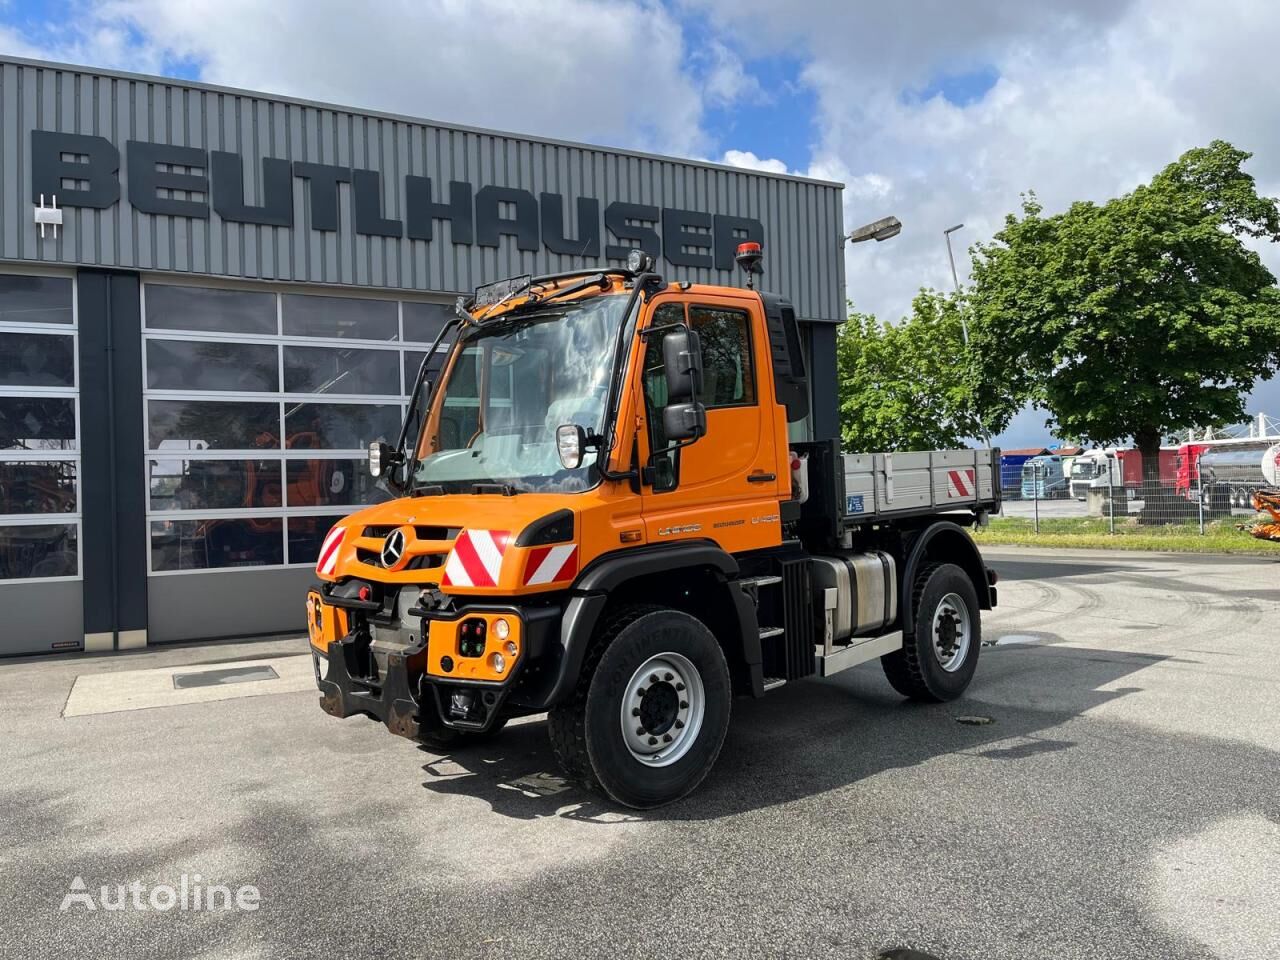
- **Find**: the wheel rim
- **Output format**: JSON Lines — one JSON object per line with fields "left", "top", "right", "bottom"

{"left": 931, "top": 592, "right": 971, "bottom": 673}
{"left": 620, "top": 652, "right": 705, "bottom": 767}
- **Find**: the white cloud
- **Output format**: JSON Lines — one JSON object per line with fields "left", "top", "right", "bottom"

{"left": 0, "top": 0, "right": 743, "bottom": 158}
{"left": 699, "top": 40, "right": 762, "bottom": 107}
{"left": 720, "top": 149, "right": 791, "bottom": 174}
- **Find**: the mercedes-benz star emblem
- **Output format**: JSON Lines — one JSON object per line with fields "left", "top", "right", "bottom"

{"left": 380, "top": 529, "right": 406, "bottom": 568}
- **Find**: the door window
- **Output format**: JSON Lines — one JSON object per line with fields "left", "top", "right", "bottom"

{"left": 642, "top": 302, "right": 756, "bottom": 491}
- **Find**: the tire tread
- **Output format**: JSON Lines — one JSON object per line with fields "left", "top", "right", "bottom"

{"left": 546, "top": 603, "right": 665, "bottom": 793}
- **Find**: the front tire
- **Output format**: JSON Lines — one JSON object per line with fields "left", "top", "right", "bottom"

{"left": 882, "top": 562, "right": 981, "bottom": 702}
{"left": 547, "top": 605, "right": 731, "bottom": 809}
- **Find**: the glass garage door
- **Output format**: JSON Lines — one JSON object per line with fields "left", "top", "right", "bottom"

{"left": 141, "top": 282, "right": 451, "bottom": 584}
{"left": 0, "top": 272, "right": 82, "bottom": 653}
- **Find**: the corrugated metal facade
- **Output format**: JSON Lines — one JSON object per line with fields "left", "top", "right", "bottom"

{"left": 0, "top": 57, "right": 846, "bottom": 321}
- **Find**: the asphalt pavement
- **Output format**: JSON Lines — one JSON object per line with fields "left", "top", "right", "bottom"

{"left": 3, "top": 546, "right": 1278, "bottom": 960}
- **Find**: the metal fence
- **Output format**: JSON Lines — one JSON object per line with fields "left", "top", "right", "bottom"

{"left": 1001, "top": 456, "right": 1275, "bottom": 539}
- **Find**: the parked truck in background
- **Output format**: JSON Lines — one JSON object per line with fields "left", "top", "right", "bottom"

{"left": 1069, "top": 447, "right": 1177, "bottom": 500}
{"left": 1020, "top": 454, "right": 1069, "bottom": 499}
{"left": 1199, "top": 441, "right": 1280, "bottom": 511}
{"left": 1175, "top": 437, "right": 1280, "bottom": 503}
{"left": 304, "top": 247, "right": 1000, "bottom": 808}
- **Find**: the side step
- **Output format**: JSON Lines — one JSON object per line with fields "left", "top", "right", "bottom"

{"left": 814, "top": 631, "right": 904, "bottom": 678}
{"left": 762, "top": 677, "right": 787, "bottom": 692}
{"left": 741, "top": 574, "right": 783, "bottom": 588}
{"left": 759, "top": 626, "right": 784, "bottom": 640}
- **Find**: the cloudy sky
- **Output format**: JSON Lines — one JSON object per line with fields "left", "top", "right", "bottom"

{"left": 2, "top": 0, "right": 1278, "bottom": 445}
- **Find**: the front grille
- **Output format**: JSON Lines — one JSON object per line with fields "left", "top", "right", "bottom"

{"left": 363, "top": 524, "right": 460, "bottom": 540}
{"left": 356, "top": 547, "right": 445, "bottom": 570}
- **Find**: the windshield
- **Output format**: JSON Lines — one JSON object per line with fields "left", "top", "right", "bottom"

{"left": 1072, "top": 459, "right": 1102, "bottom": 478}
{"left": 412, "top": 293, "right": 630, "bottom": 493}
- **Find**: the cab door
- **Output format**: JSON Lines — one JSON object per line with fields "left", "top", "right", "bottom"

{"left": 636, "top": 293, "right": 784, "bottom": 554}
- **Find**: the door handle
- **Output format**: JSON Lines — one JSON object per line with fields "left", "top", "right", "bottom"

{"left": 747, "top": 472, "right": 776, "bottom": 484}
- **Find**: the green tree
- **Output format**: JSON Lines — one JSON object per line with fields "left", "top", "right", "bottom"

{"left": 838, "top": 290, "right": 1002, "bottom": 451}
{"left": 969, "top": 140, "right": 1280, "bottom": 487}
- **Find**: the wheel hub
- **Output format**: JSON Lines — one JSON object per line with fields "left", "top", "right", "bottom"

{"left": 620, "top": 652, "right": 705, "bottom": 767}
{"left": 931, "top": 592, "right": 971, "bottom": 673}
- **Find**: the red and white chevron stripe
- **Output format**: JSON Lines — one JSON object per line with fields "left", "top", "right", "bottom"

{"left": 315, "top": 525, "right": 346, "bottom": 576}
{"left": 523, "top": 544, "right": 578, "bottom": 586}
{"left": 946, "top": 469, "right": 976, "bottom": 499}
{"left": 442, "top": 529, "right": 510, "bottom": 587}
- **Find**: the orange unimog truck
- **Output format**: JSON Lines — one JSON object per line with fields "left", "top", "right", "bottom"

{"left": 307, "top": 246, "right": 1000, "bottom": 808}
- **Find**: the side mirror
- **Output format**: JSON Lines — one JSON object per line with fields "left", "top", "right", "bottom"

{"left": 662, "top": 328, "right": 703, "bottom": 404}
{"left": 556, "top": 424, "right": 588, "bottom": 470}
{"left": 662, "top": 402, "right": 707, "bottom": 443}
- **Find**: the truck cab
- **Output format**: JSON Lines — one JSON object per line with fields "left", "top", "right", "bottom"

{"left": 306, "top": 250, "right": 999, "bottom": 807}
{"left": 1020, "top": 455, "right": 1068, "bottom": 499}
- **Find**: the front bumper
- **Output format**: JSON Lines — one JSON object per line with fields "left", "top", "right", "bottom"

{"left": 312, "top": 586, "right": 561, "bottom": 737}
{"left": 316, "top": 640, "right": 425, "bottom": 739}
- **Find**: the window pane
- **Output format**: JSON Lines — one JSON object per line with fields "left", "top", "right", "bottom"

{"left": 281, "top": 294, "right": 398, "bottom": 341}
{"left": 284, "top": 402, "right": 402, "bottom": 450}
{"left": 0, "top": 332, "right": 75, "bottom": 387}
{"left": 148, "top": 399, "right": 280, "bottom": 451}
{"left": 148, "top": 459, "right": 283, "bottom": 511}
{"left": 283, "top": 345, "right": 399, "bottom": 396}
{"left": 145, "top": 284, "right": 277, "bottom": 335}
{"left": 151, "top": 518, "right": 283, "bottom": 571}
{"left": 147, "top": 339, "right": 280, "bottom": 392}
{"left": 287, "top": 514, "right": 345, "bottom": 565}
{"left": 690, "top": 305, "right": 755, "bottom": 407}
{"left": 286, "top": 459, "right": 385, "bottom": 507}
{"left": 0, "top": 275, "right": 73, "bottom": 325}
{"left": 402, "top": 301, "right": 454, "bottom": 343}
{"left": 402, "top": 349, "right": 451, "bottom": 397}
{"left": 0, "top": 523, "right": 78, "bottom": 578}
{"left": 0, "top": 461, "right": 77, "bottom": 514}
{"left": 0, "top": 397, "right": 77, "bottom": 451}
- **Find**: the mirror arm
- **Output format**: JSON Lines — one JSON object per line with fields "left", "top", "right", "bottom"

{"left": 595, "top": 272, "right": 660, "bottom": 483}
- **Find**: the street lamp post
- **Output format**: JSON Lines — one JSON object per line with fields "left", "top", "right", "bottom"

{"left": 943, "top": 223, "right": 968, "bottom": 344}
{"left": 943, "top": 222, "right": 992, "bottom": 451}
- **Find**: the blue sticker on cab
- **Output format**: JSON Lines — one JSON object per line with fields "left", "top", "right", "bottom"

{"left": 846, "top": 494, "right": 865, "bottom": 513}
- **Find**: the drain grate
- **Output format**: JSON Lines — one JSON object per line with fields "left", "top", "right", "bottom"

{"left": 172, "top": 664, "right": 280, "bottom": 689}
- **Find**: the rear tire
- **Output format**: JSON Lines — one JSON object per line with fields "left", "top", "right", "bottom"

{"left": 547, "top": 605, "right": 731, "bottom": 809}
{"left": 882, "top": 562, "right": 981, "bottom": 703}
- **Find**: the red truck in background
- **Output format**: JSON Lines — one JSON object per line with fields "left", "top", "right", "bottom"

{"left": 1069, "top": 447, "right": 1177, "bottom": 500}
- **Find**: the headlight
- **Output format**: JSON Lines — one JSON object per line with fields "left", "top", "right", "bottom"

{"left": 494, "top": 618, "right": 510, "bottom": 640}
{"left": 490, "top": 652, "right": 506, "bottom": 674}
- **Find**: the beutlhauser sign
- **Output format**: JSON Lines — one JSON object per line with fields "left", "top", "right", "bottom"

{"left": 31, "top": 131, "right": 765, "bottom": 271}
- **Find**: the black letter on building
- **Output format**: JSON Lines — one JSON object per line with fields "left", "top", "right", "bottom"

{"left": 293, "top": 162, "right": 352, "bottom": 232}
{"left": 352, "top": 169, "right": 402, "bottom": 238}
{"left": 475, "top": 186, "right": 539, "bottom": 251}
{"left": 713, "top": 214, "right": 765, "bottom": 271}
{"left": 210, "top": 152, "right": 292, "bottom": 226}
{"left": 31, "top": 131, "right": 120, "bottom": 209}
{"left": 541, "top": 193, "right": 600, "bottom": 257}
{"left": 604, "top": 202, "right": 661, "bottom": 261}
{"left": 126, "top": 142, "right": 209, "bottom": 218}
{"left": 405, "top": 177, "right": 473, "bottom": 244}
{"left": 662, "top": 209, "right": 714, "bottom": 269}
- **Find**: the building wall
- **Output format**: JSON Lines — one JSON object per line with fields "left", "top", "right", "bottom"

{"left": 0, "top": 57, "right": 846, "bottom": 321}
